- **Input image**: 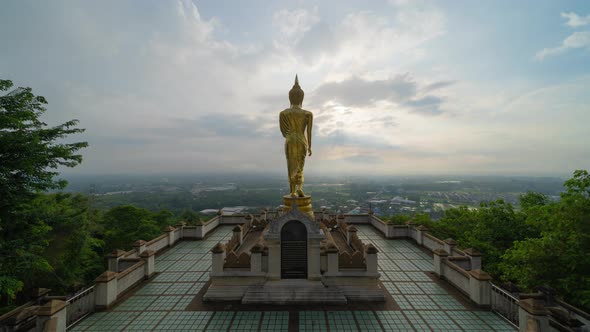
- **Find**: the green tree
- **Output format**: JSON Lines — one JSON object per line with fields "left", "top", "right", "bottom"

{"left": 433, "top": 201, "right": 535, "bottom": 277}
{"left": 100, "top": 205, "right": 162, "bottom": 251}
{"left": 0, "top": 79, "right": 87, "bottom": 305}
{"left": 180, "top": 209, "right": 201, "bottom": 225}
{"left": 0, "top": 80, "right": 87, "bottom": 212}
{"left": 518, "top": 191, "right": 549, "bottom": 211}
{"left": 501, "top": 170, "right": 590, "bottom": 310}
{"left": 9, "top": 194, "right": 104, "bottom": 294}
{"left": 388, "top": 214, "right": 411, "bottom": 225}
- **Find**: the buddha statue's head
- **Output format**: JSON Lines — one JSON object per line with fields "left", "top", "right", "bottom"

{"left": 289, "top": 75, "right": 304, "bottom": 107}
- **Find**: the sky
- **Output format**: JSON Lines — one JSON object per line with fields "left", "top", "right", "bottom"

{"left": 1, "top": 0, "right": 589, "bottom": 177}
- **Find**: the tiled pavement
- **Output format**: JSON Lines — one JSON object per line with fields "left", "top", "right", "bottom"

{"left": 71, "top": 225, "right": 516, "bottom": 331}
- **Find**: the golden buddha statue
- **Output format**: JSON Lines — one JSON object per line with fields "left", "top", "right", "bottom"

{"left": 280, "top": 75, "right": 313, "bottom": 197}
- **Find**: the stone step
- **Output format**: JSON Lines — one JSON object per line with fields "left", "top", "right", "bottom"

{"left": 338, "top": 285, "right": 387, "bottom": 302}
{"left": 203, "top": 285, "right": 249, "bottom": 302}
{"left": 242, "top": 280, "right": 347, "bottom": 305}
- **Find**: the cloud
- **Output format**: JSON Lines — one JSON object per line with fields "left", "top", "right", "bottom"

{"left": 422, "top": 81, "right": 455, "bottom": 92}
{"left": 312, "top": 75, "right": 415, "bottom": 107}
{"left": 273, "top": 7, "right": 320, "bottom": 42}
{"left": 561, "top": 12, "right": 590, "bottom": 27}
{"left": 2, "top": 1, "right": 587, "bottom": 176}
{"left": 271, "top": 6, "right": 446, "bottom": 71}
{"left": 311, "top": 75, "right": 447, "bottom": 115}
{"left": 535, "top": 31, "right": 590, "bottom": 60}
{"left": 404, "top": 96, "right": 443, "bottom": 115}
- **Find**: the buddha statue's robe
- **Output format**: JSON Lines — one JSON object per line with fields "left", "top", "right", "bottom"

{"left": 279, "top": 106, "right": 313, "bottom": 196}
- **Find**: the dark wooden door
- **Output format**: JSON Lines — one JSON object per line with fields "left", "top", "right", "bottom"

{"left": 281, "top": 220, "right": 307, "bottom": 279}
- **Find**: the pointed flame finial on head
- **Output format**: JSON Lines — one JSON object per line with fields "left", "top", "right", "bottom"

{"left": 289, "top": 74, "right": 304, "bottom": 106}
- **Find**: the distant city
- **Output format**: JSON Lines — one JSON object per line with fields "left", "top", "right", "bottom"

{"left": 63, "top": 174, "right": 565, "bottom": 219}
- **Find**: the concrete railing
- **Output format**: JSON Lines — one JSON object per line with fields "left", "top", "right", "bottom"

{"left": 219, "top": 214, "right": 249, "bottom": 224}
{"left": 442, "top": 260, "right": 471, "bottom": 295}
{"left": 369, "top": 215, "right": 388, "bottom": 235}
{"left": 422, "top": 233, "right": 444, "bottom": 251}
{"left": 117, "top": 258, "right": 141, "bottom": 272}
{"left": 146, "top": 234, "right": 168, "bottom": 253}
{"left": 116, "top": 261, "right": 145, "bottom": 295}
{"left": 182, "top": 226, "right": 198, "bottom": 238}
{"left": 201, "top": 216, "right": 221, "bottom": 237}
{"left": 343, "top": 214, "right": 371, "bottom": 224}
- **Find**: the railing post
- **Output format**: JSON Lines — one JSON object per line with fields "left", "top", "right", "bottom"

{"left": 165, "top": 226, "right": 176, "bottom": 246}
{"left": 176, "top": 222, "right": 185, "bottom": 239}
{"left": 326, "top": 244, "right": 339, "bottom": 274}
{"left": 211, "top": 243, "right": 225, "bottom": 274}
{"left": 233, "top": 226, "right": 243, "bottom": 246}
{"left": 36, "top": 300, "right": 67, "bottom": 332}
{"left": 518, "top": 298, "right": 549, "bottom": 332}
{"left": 195, "top": 222, "right": 204, "bottom": 239}
{"left": 432, "top": 249, "right": 448, "bottom": 277}
{"left": 140, "top": 250, "right": 156, "bottom": 279}
{"left": 464, "top": 248, "right": 482, "bottom": 270}
{"left": 94, "top": 271, "right": 118, "bottom": 309}
{"left": 107, "top": 250, "right": 125, "bottom": 272}
{"left": 415, "top": 225, "right": 427, "bottom": 246}
{"left": 365, "top": 244, "right": 378, "bottom": 274}
{"left": 347, "top": 226, "right": 358, "bottom": 245}
{"left": 444, "top": 238, "right": 457, "bottom": 255}
{"left": 133, "top": 240, "right": 146, "bottom": 255}
{"left": 468, "top": 269, "right": 492, "bottom": 306}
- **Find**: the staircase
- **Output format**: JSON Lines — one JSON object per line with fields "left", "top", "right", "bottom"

{"left": 241, "top": 280, "right": 347, "bottom": 305}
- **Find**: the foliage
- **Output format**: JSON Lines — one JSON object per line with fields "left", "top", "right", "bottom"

{"left": 39, "top": 194, "right": 104, "bottom": 292}
{"left": 518, "top": 191, "right": 549, "bottom": 210}
{"left": 387, "top": 214, "right": 411, "bottom": 224}
{"left": 501, "top": 170, "right": 590, "bottom": 310}
{"left": 421, "top": 200, "right": 537, "bottom": 277}
{"left": 0, "top": 79, "right": 87, "bottom": 305}
{"left": 0, "top": 79, "right": 87, "bottom": 212}
{"left": 99, "top": 205, "right": 174, "bottom": 252}
{"left": 180, "top": 209, "right": 201, "bottom": 225}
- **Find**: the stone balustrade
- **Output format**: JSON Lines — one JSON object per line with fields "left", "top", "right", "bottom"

{"left": 3, "top": 212, "right": 588, "bottom": 332}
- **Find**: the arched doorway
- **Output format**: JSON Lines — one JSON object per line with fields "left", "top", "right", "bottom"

{"left": 281, "top": 220, "right": 307, "bottom": 279}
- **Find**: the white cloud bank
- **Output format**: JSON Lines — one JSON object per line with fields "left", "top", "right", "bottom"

{"left": 536, "top": 31, "right": 590, "bottom": 60}
{"left": 561, "top": 12, "right": 590, "bottom": 27}
{"left": 0, "top": 1, "right": 588, "bottom": 176}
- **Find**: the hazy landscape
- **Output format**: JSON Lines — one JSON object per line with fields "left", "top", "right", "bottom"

{"left": 63, "top": 173, "right": 566, "bottom": 219}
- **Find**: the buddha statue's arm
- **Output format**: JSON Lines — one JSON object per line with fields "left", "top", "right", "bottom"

{"left": 279, "top": 111, "right": 288, "bottom": 138}
{"left": 307, "top": 112, "right": 313, "bottom": 156}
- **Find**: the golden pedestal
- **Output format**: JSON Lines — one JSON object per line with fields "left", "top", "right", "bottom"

{"left": 283, "top": 195, "right": 314, "bottom": 219}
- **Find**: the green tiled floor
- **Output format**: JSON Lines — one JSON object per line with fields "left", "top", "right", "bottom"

{"left": 377, "top": 311, "right": 415, "bottom": 331}
{"left": 122, "top": 311, "right": 167, "bottom": 331}
{"left": 327, "top": 311, "right": 358, "bottom": 332}
{"left": 229, "top": 311, "right": 261, "bottom": 331}
{"left": 152, "top": 311, "right": 212, "bottom": 331}
{"left": 71, "top": 312, "right": 139, "bottom": 331}
{"left": 112, "top": 295, "right": 157, "bottom": 311}
{"left": 71, "top": 225, "right": 517, "bottom": 332}
{"left": 419, "top": 311, "right": 463, "bottom": 332}
{"left": 299, "top": 311, "right": 327, "bottom": 332}
{"left": 354, "top": 311, "right": 382, "bottom": 331}
{"left": 260, "top": 311, "right": 289, "bottom": 332}
{"left": 206, "top": 311, "right": 235, "bottom": 331}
